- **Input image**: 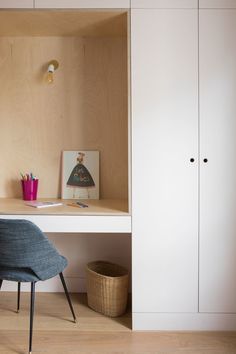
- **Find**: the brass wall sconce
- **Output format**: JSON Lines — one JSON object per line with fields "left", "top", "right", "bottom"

{"left": 47, "top": 60, "right": 59, "bottom": 84}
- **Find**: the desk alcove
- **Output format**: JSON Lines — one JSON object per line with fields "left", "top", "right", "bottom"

{"left": 0, "top": 10, "right": 131, "bottom": 293}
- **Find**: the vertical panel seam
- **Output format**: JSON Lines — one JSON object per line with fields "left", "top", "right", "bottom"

{"left": 197, "top": 0, "right": 200, "bottom": 313}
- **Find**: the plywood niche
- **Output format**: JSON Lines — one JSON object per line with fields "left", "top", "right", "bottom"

{"left": 0, "top": 11, "right": 128, "bottom": 200}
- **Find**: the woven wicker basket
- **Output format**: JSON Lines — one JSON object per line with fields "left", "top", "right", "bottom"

{"left": 86, "top": 260, "right": 129, "bottom": 317}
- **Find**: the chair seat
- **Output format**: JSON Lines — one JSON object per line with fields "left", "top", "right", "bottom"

{"left": 0, "top": 267, "right": 40, "bottom": 282}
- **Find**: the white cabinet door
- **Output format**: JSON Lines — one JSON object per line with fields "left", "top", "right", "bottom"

{"left": 132, "top": 9, "right": 198, "bottom": 314}
{"left": 131, "top": 0, "right": 197, "bottom": 8}
{"left": 0, "top": 0, "right": 33, "bottom": 7}
{"left": 35, "top": 0, "right": 129, "bottom": 8}
{"left": 199, "top": 9, "right": 236, "bottom": 313}
{"left": 200, "top": 0, "right": 236, "bottom": 8}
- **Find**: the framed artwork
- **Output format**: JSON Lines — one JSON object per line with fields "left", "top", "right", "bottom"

{"left": 62, "top": 151, "right": 99, "bottom": 199}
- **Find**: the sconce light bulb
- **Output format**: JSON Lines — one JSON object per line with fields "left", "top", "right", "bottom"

{"left": 47, "top": 71, "right": 54, "bottom": 84}
{"left": 46, "top": 60, "right": 59, "bottom": 84}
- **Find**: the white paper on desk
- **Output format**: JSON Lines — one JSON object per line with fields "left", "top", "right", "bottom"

{"left": 25, "top": 201, "right": 63, "bottom": 208}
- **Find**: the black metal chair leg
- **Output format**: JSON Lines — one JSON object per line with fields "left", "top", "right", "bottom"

{"left": 59, "top": 272, "right": 77, "bottom": 323}
{"left": 0, "top": 279, "right": 2, "bottom": 290}
{"left": 17, "top": 282, "right": 21, "bottom": 313}
{"left": 29, "top": 282, "right": 36, "bottom": 354}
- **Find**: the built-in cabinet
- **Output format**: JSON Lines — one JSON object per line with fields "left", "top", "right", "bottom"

{"left": 0, "top": 7, "right": 131, "bottom": 293}
{"left": 1, "top": 0, "right": 236, "bottom": 330}
{"left": 131, "top": 8, "right": 198, "bottom": 314}
{"left": 199, "top": 7, "right": 236, "bottom": 313}
{"left": 132, "top": 0, "right": 236, "bottom": 330}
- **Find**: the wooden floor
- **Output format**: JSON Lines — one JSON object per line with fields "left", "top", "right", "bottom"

{"left": 0, "top": 293, "right": 236, "bottom": 354}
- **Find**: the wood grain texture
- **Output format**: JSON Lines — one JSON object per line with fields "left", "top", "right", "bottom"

{"left": 0, "top": 35, "right": 128, "bottom": 199}
{"left": 0, "top": 293, "right": 236, "bottom": 353}
{"left": 0, "top": 11, "right": 127, "bottom": 37}
{"left": 0, "top": 198, "right": 129, "bottom": 215}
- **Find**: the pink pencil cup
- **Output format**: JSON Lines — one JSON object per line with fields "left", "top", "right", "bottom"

{"left": 21, "top": 179, "right": 38, "bottom": 201}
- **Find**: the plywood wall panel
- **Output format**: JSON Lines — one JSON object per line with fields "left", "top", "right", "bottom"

{"left": 0, "top": 36, "right": 128, "bottom": 199}
{"left": 83, "top": 38, "right": 128, "bottom": 199}
{"left": 0, "top": 11, "right": 127, "bottom": 37}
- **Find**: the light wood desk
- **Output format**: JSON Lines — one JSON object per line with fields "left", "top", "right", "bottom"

{"left": 0, "top": 198, "right": 131, "bottom": 233}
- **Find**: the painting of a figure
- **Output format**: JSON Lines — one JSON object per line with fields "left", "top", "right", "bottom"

{"left": 62, "top": 151, "right": 99, "bottom": 199}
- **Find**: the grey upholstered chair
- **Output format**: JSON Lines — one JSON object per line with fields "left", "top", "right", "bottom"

{"left": 0, "top": 219, "right": 77, "bottom": 354}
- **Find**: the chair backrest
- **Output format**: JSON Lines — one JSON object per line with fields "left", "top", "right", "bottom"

{"left": 0, "top": 219, "right": 67, "bottom": 280}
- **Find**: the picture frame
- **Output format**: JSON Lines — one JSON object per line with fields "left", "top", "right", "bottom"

{"left": 62, "top": 150, "right": 99, "bottom": 199}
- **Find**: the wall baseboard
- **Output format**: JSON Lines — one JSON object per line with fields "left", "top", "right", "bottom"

{"left": 133, "top": 312, "right": 236, "bottom": 331}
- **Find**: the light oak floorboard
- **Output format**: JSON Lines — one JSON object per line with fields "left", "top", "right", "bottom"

{"left": 0, "top": 293, "right": 236, "bottom": 353}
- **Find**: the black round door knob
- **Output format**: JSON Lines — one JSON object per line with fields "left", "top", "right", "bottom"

{"left": 190, "top": 158, "right": 195, "bottom": 163}
{"left": 203, "top": 158, "right": 208, "bottom": 163}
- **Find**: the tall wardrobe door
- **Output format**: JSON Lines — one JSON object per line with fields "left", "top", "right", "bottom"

{"left": 199, "top": 10, "right": 236, "bottom": 312}
{"left": 132, "top": 9, "right": 198, "bottom": 313}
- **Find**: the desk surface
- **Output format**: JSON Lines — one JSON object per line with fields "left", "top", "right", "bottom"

{"left": 0, "top": 198, "right": 131, "bottom": 233}
{"left": 0, "top": 198, "right": 129, "bottom": 215}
